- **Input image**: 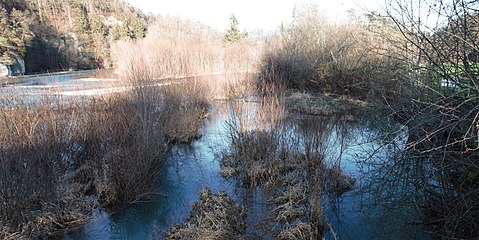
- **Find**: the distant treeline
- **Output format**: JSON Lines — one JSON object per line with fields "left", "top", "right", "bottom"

{"left": 0, "top": 0, "right": 148, "bottom": 73}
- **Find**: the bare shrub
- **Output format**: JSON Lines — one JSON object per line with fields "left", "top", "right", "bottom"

{"left": 111, "top": 17, "right": 259, "bottom": 81}
{"left": 256, "top": 4, "right": 405, "bottom": 100}
{"left": 0, "top": 96, "right": 91, "bottom": 237}
{"left": 159, "top": 82, "right": 210, "bottom": 143}
{"left": 87, "top": 88, "right": 166, "bottom": 207}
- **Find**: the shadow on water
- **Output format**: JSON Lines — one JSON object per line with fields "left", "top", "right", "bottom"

{"left": 62, "top": 101, "right": 431, "bottom": 240}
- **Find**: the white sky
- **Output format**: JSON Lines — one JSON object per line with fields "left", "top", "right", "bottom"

{"left": 127, "top": 0, "right": 383, "bottom": 32}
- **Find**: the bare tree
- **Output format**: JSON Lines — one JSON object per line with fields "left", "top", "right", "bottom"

{"left": 381, "top": 0, "right": 479, "bottom": 238}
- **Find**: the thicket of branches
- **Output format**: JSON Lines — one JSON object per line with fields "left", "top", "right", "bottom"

{"left": 256, "top": 5, "right": 408, "bottom": 100}
{"left": 382, "top": 0, "right": 479, "bottom": 238}
{"left": 256, "top": 1, "right": 479, "bottom": 238}
{"left": 112, "top": 16, "right": 258, "bottom": 80}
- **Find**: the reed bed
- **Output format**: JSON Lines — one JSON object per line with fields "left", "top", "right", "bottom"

{"left": 0, "top": 78, "right": 210, "bottom": 238}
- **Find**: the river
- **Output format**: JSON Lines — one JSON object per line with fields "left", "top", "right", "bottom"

{"left": 60, "top": 100, "right": 430, "bottom": 240}
{"left": 0, "top": 70, "right": 119, "bottom": 100}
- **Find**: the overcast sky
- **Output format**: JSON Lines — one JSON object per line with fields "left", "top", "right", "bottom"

{"left": 127, "top": 0, "right": 383, "bottom": 32}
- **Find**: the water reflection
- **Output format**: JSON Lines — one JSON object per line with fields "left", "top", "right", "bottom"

{"left": 322, "top": 115, "right": 430, "bottom": 240}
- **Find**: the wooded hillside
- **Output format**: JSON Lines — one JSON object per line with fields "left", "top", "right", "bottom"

{"left": 0, "top": 0, "right": 147, "bottom": 73}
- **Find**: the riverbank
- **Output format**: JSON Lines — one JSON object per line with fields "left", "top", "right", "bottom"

{"left": 56, "top": 94, "right": 430, "bottom": 239}
{"left": 0, "top": 69, "right": 111, "bottom": 86}
{"left": 0, "top": 70, "right": 429, "bottom": 239}
{"left": 285, "top": 91, "right": 370, "bottom": 116}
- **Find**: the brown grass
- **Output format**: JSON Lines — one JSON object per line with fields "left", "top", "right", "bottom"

{"left": 163, "top": 188, "right": 246, "bottom": 240}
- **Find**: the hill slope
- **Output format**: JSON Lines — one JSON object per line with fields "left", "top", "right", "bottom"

{"left": 1, "top": 0, "right": 148, "bottom": 73}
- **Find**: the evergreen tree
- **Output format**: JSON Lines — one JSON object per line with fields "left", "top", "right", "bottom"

{"left": 0, "top": 6, "right": 33, "bottom": 65}
{"left": 223, "top": 14, "right": 242, "bottom": 44}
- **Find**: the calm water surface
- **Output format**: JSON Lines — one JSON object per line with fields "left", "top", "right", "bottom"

{"left": 62, "top": 102, "right": 429, "bottom": 240}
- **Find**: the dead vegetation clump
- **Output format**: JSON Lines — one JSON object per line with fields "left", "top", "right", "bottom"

{"left": 221, "top": 95, "right": 290, "bottom": 188}
{"left": 325, "top": 166, "right": 356, "bottom": 196}
{"left": 264, "top": 149, "right": 325, "bottom": 239}
{"left": 0, "top": 177, "right": 94, "bottom": 239}
{"left": 0, "top": 96, "right": 93, "bottom": 238}
{"left": 221, "top": 129, "right": 287, "bottom": 188}
{"left": 163, "top": 188, "right": 247, "bottom": 240}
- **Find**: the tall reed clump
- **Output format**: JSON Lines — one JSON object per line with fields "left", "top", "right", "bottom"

{"left": 86, "top": 86, "right": 167, "bottom": 208}
{"left": 72, "top": 76, "right": 210, "bottom": 208}
{"left": 0, "top": 96, "right": 93, "bottom": 238}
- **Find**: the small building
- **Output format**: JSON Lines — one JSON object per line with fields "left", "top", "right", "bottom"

{"left": 0, "top": 56, "right": 25, "bottom": 76}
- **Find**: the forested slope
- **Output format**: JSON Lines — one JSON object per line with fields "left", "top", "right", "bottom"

{"left": 1, "top": 0, "right": 147, "bottom": 73}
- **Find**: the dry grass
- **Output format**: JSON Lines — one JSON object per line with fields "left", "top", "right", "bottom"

{"left": 163, "top": 188, "right": 246, "bottom": 240}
